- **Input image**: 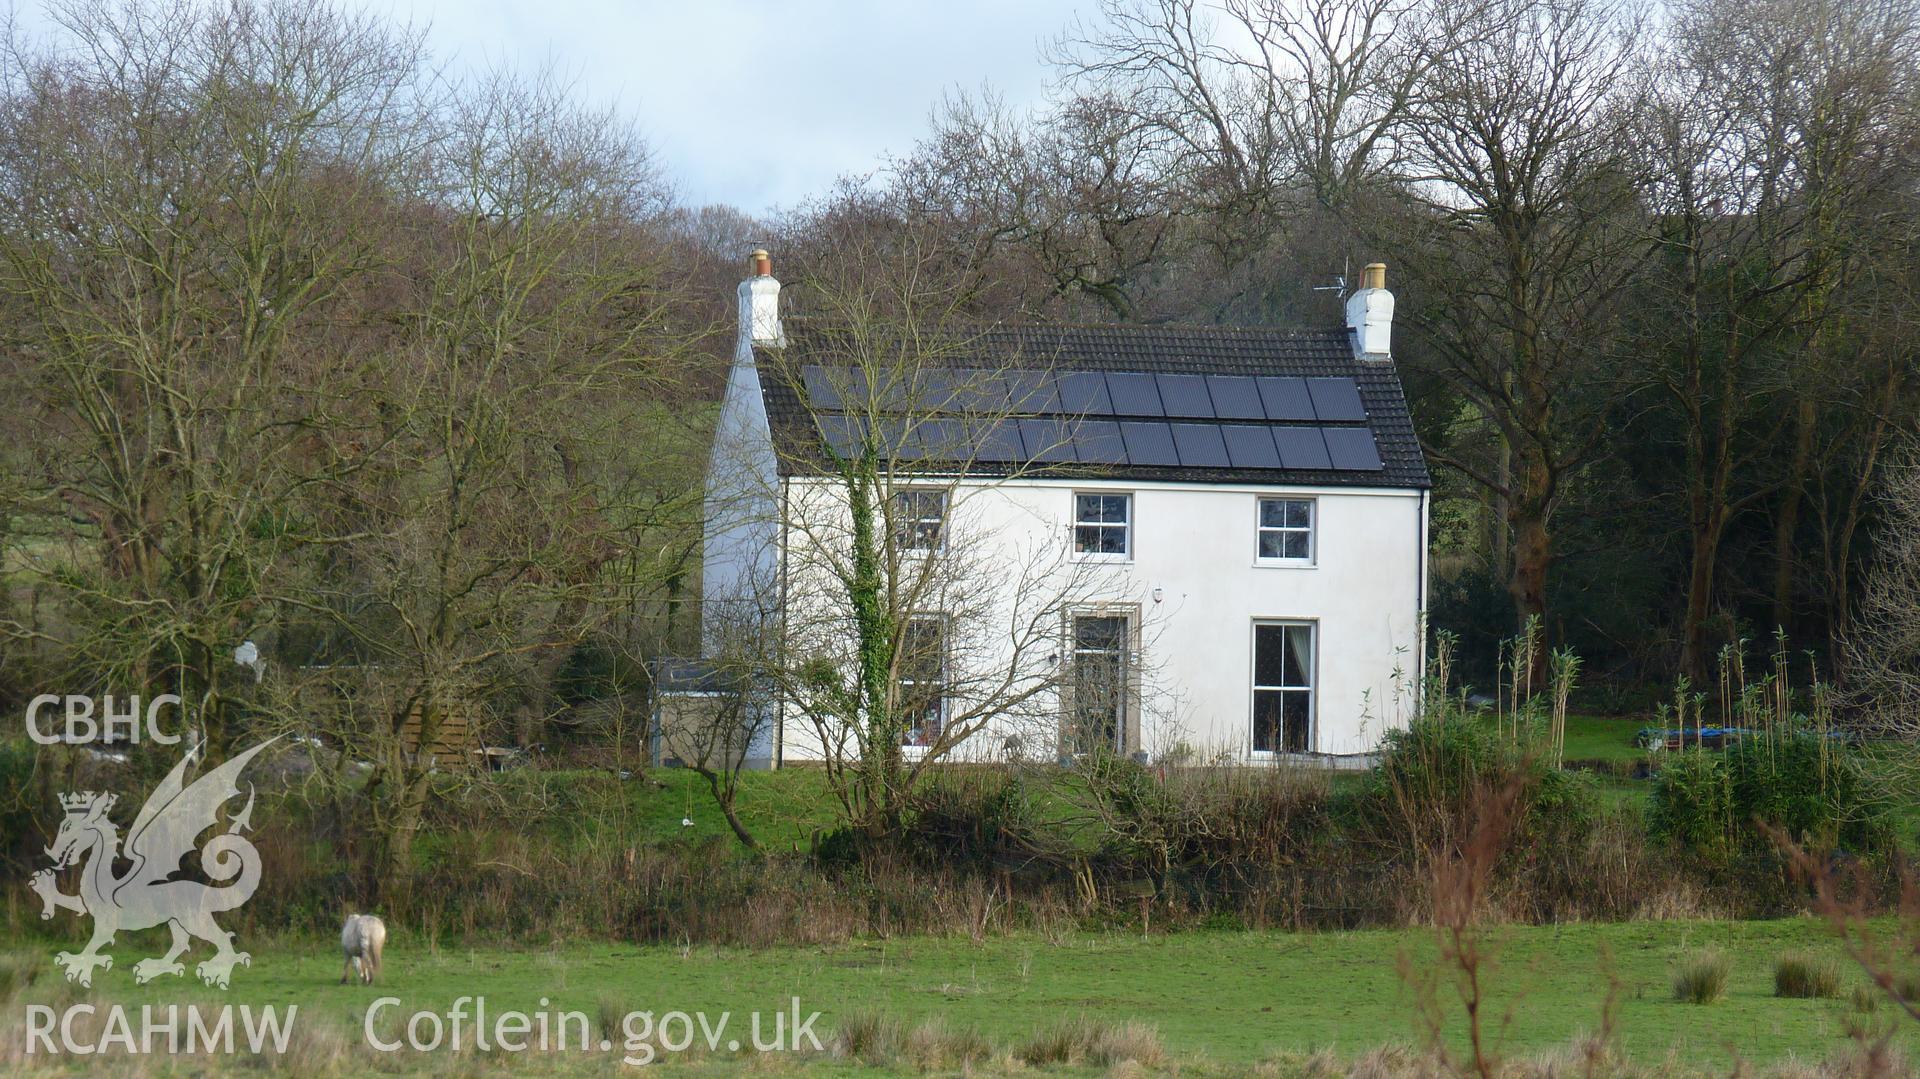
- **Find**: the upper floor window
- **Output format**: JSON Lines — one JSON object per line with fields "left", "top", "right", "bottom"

{"left": 892, "top": 489, "right": 947, "bottom": 552}
{"left": 1257, "top": 498, "right": 1314, "bottom": 562}
{"left": 1073, "top": 493, "right": 1132, "bottom": 558}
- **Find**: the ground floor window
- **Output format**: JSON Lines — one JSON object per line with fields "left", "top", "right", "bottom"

{"left": 899, "top": 616, "right": 947, "bottom": 747}
{"left": 1067, "top": 614, "right": 1129, "bottom": 755}
{"left": 1252, "top": 622, "right": 1313, "bottom": 753}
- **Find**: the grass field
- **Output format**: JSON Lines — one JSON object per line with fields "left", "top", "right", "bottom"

{"left": 10, "top": 719, "right": 1918, "bottom": 1073}
{"left": 8, "top": 917, "right": 1913, "bottom": 1073}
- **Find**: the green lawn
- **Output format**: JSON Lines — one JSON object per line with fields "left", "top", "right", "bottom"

{"left": 9, "top": 918, "right": 1911, "bottom": 1072}
{"left": 617, "top": 766, "right": 844, "bottom": 852}
{"left": 1561, "top": 714, "right": 1657, "bottom": 763}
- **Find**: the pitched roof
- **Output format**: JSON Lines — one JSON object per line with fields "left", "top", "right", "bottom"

{"left": 755, "top": 319, "right": 1430, "bottom": 489}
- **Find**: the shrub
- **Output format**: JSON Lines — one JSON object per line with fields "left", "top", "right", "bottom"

{"left": 1672, "top": 948, "right": 1731, "bottom": 1004}
{"left": 1650, "top": 733, "right": 1893, "bottom": 856}
{"left": 1648, "top": 750, "right": 1734, "bottom": 857}
{"left": 1724, "top": 734, "right": 1892, "bottom": 853}
{"left": 0, "top": 953, "right": 43, "bottom": 1004}
{"left": 905, "top": 769, "right": 1040, "bottom": 869}
{"left": 1078, "top": 754, "right": 1334, "bottom": 877}
{"left": 1347, "top": 712, "right": 1598, "bottom": 860}
{"left": 1773, "top": 951, "right": 1842, "bottom": 999}
{"left": 0, "top": 739, "right": 63, "bottom": 875}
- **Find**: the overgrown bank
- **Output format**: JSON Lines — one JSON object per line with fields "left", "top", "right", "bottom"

{"left": 4, "top": 710, "right": 1908, "bottom": 948}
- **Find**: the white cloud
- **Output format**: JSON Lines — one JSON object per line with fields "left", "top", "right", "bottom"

{"left": 385, "top": 0, "right": 1091, "bottom": 213}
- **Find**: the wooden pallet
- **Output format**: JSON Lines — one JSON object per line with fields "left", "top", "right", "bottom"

{"left": 397, "top": 701, "right": 480, "bottom": 766}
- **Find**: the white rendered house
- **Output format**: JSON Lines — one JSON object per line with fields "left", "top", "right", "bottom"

{"left": 700, "top": 253, "right": 1429, "bottom": 767}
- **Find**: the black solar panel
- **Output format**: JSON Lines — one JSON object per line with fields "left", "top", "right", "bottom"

{"left": 817, "top": 415, "right": 865, "bottom": 458}
{"left": 803, "top": 357, "right": 1386, "bottom": 476}
{"left": 1169, "top": 423, "right": 1230, "bottom": 467}
{"left": 1019, "top": 418, "right": 1077, "bottom": 463}
{"left": 1206, "top": 375, "right": 1263, "bottom": 420}
{"left": 1306, "top": 378, "right": 1366, "bottom": 421}
{"left": 972, "top": 420, "right": 1027, "bottom": 462}
{"left": 910, "top": 417, "right": 968, "bottom": 461}
{"left": 1056, "top": 371, "right": 1113, "bottom": 416}
{"left": 867, "top": 417, "right": 912, "bottom": 458}
{"left": 1272, "top": 426, "right": 1332, "bottom": 470}
{"left": 1255, "top": 377, "right": 1316, "bottom": 421}
{"left": 874, "top": 372, "right": 917, "bottom": 410}
{"left": 909, "top": 369, "right": 962, "bottom": 412}
{"left": 801, "top": 366, "right": 843, "bottom": 410}
{"left": 1221, "top": 425, "right": 1281, "bottom": 468}
{"left": 1005, "top": 370, "right": 1061, "bottom": 414}
{"left": 949, "top": 370, "right": 1010, "bottom": 413}
{"left": 1323, "top": 427, "right": 1384, "bottom": 470}
{"left": 1074, "top": 420, "right": 1128, "bottom": 464}
{"left": 1155, "top": 374, "right": 1214, "bottom": 418}
{"left": 1119, "top": 421, "right": 1179, "bottom": 465}
{"left": 1105, "top": 373, "right": 1165, "bottom": 417}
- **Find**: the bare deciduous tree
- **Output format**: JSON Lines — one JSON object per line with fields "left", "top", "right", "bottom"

{"left": 0, "top": 1, "right": 705, "bottom": 888}
{"left": 726, "top": 237, "right": 1159, "bottom": 836}
{"left": 0, "top": 0, "right": 432, "bottom": 759}
{"left": 1842, "top": 447, "right": 1920, "bottom": 739}
{"left": 1386, "top": 0, "right": 1647, "bottom": 654}
{"left": 1634, "top": 0, "right": 1920, "bottom": 677}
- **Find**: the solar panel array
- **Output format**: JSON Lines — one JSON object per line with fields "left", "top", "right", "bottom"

{"left": 798, "top": 366, "right": 1383, "bottom": 473}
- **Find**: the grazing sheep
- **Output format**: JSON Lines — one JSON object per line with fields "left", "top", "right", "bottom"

{"left": 340, "top": 913, "right": 386, "bottom": 985}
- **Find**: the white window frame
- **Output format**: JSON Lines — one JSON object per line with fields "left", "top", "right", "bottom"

{"left": 1071, "top": 491, "right": 1133, "bottom": 562}
{"left": 1250, "top": 620, "right": 1316, "bottom": 756}
{"left": 1255, "top": 497, "right": 1315, "bottom": 566}
{"left": 891, "top": 488, "right": 948, "bottom": 553}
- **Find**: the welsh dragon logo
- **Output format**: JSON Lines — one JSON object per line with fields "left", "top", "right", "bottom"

{"left": 28, "top": 738, "right": 278, "bottom": 989}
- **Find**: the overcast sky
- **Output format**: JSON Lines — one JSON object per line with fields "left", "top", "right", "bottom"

{"left": 9, "top": 1, "right": 1094, "bottom": 213}
{"left": 372, "top": 0, "right": 1095, "bottom": 216}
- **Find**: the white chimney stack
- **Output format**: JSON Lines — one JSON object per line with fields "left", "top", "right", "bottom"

{"left": 738, "top": 249, "right": 784, "bottom": 349}
{"left": 1345, "top": 262, "right": 1393, "bottom": 361}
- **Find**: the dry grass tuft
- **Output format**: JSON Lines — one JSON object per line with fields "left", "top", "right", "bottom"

{"left": 901, "top": 1015, "right": 992, "bottom": 1071}
{"left": 1018, "top": 1017, "right": 1165, "bottom": 1068}
{"left": 1773, "top": 951, "right": 1843, "bottom": 999}
{"left": 831, "top": 1010, "right": 904, "bottom": 1065}
{"left": 1672, "top": 947, "right": 1732, "bottom": 1004}
{"left": 595, "top": 996, "right": 627, "bottom": 1047}
{"left": 1345, "top": 1043, "right": 1431, "bottom": 1078}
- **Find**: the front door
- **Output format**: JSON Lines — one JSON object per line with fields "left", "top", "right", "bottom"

{"left": 1069, "top": 615, "right": 1129, "bottom": 755}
